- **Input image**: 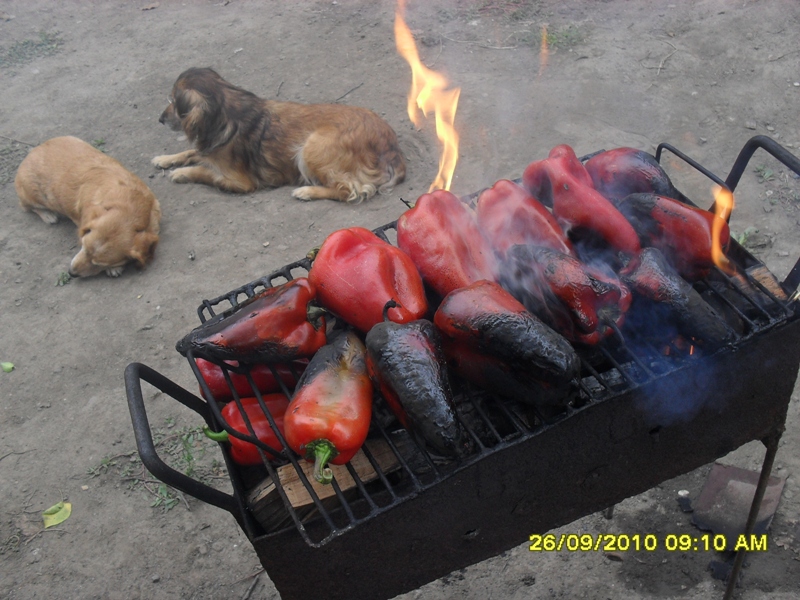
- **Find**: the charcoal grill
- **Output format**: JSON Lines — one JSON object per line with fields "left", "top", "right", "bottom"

{"left": 126, "top": 136, "right": 800, "bottom": 600}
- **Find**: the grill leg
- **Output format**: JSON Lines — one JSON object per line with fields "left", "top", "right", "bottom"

{"left": 722, "top": 430, "right": 782, "bottom": 600}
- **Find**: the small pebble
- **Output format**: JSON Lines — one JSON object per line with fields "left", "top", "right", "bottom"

{"left": 152, "top": 575, "right": 160, "bottom": 583}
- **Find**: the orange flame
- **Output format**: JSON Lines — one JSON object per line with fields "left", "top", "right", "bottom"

{"left": 395, "top": 0, "right": 460, "bottom": 192}
{"left": 711, "top": 186, "right": 735, "bottom": 274}
{"left": 538, "top": 25, "right": 549, "bottom": 79}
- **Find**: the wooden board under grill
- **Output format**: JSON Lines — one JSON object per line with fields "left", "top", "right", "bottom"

{"left": 247, "top": 437, "right": 402, "bottom": 531}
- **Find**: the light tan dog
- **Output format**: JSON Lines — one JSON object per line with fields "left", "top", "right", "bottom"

{"left": 152, "top": 67, "right": 406, "bottom": 202}
{"left": 15, "top": 136, "right": 161, "bottom": 277}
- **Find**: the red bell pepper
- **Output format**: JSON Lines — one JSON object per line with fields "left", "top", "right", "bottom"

{"left": 584, "top": 147, "right": 677, "bottom": 204}
{"left": 433, "top": 279, "right": 580, "bottom": 385}
{"left": 502, "top": 245, "right": 632, "bottom": 346}
{"left": 521, "top": 144, "right": 641, "bottom": 257}
{"left": 203, "top": 394, "right": 289, "bottom": 466}
{"left": 476, "top": 179, "right": 574, "bottom": 258}
{"left": 194, "top": 358, "right": 307, "bottom": 401}
{"left": 176, "top": 278, "right": 327, "bottom": 362}
{"left": 365, "top": 301, "right": 471, "bottom": 458}
{"left": 396, "top": 189, "right": 496, "bottom": 298}
{"left": 308, "top": 227, "right": 428, "bottom": 334}
{"left": 284, "top": 331, "right": 373, "bottom": 484}
{"left": 616, "top": 192, "right": 730, "bottom": 281}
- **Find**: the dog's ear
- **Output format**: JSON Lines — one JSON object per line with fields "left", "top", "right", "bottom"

{"left": 129, "top": 231, "right": 159, "bottom": 269}
{"left": 176, "top": 89, "right": 213, "bottom": 143}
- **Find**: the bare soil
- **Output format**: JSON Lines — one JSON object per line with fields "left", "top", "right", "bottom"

{"left": 1, "top": 1, "right": 800, "bottom": 599}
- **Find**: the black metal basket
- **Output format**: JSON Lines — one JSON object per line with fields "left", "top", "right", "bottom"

{"left": 126, "top": 136, "right": 800, "bottom": 600}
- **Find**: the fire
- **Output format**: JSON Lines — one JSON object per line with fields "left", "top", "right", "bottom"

{"left": 394, "top": 0, "right": 461, "bottom": 192}
{"left": 538, "top": 25, "right": 549, "bottom": 79}
{"left": 711, "top": 186, "right": 735, "bottom": 274}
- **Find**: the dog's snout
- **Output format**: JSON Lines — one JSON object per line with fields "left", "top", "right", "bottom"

{"left": 158, "top": 110, "right": 167, "bottom": 125}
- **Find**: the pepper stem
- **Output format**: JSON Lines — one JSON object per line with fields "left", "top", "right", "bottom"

{"left": 305, "top": 439, "right": 338, "bottom": 485}
{"left": 306, "top": 304, "right": 328, "bottom": 330}
{"left": 203, "top": 426, "right": 230, "bottom": 443}
{"left": 382, "top": 299, "right": 400, "bottom": 322}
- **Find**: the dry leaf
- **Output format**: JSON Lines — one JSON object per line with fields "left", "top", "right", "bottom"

{"left": 141, "top": 2, "right": 160, "bottom": 10}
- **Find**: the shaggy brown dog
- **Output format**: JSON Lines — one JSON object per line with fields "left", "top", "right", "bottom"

{"left": 152, "top": 67, "right": 406, "bottom": 202}
{"left": 15, "top": 136, "right": 161, "bottom": 277}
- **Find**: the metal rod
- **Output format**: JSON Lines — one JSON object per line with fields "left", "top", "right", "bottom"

{"left": 722, "top": 430, "right": 783, "bottom": 600}
{"left": 462, "top": 391, "right": 504, "bottom": 444}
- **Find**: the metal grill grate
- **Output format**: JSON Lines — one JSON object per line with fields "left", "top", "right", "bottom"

{"left": 188, "top": 220, "right": 796, "bottom": 549}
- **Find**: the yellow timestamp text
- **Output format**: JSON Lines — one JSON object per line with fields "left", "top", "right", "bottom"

{"left": 528, "top": 533, "right": 768, "bottom": 553}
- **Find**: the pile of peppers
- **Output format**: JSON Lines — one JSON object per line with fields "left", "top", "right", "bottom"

{"left": 192, "top": 143, "right": 736, "bottom": 482}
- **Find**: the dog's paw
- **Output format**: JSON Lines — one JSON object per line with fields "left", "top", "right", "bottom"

{"left": 291, "top": 187, "right": 312, "bottom": 200}
{"left": 33, "top": 209, "right": 60, "bottom": 224}
{"left": 291, "top": 186, "right": 316, "bottom": 201}
{"left": 169, "top": 168, "right": 193, "bottom": 184}
{"left": 105, "top": 266, "right": 125, "bottom": 277}
{"left": 152, "top": 155, "right": 176, "bottom": 169}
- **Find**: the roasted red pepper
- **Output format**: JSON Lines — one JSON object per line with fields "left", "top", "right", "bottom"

{"left": 308, "top": 227, "right": 427, "bottom": 334}
{"left": 434, "top": 279, "right": 580, "bottom": 386}
{"left": 396, "top": 190, "right": 496, "bottom": 298}
{"left": 203, "top": 394, "right": 289, "bottom": 466}
{"left": 284, "top": 330, "right": 373, "bottom": 484}
{"left": 195, "top": 358, "right": 307, "bottom": 401}
{"left": 501, "top": 245, "right": 632, "bottom": 345}
{"left": 619, "top": 247, "right": 735, "bottom": 349}
{"left": 522, "top": 144, "right": 641, "bottom": 257}
{"left": 584, "top": 147, "right": 678, "bottom": 204}
{"left": 441, "top": 338, "right": 576, "bottom": 417}
{"left": 366, "top": 301, "right": 471, "bottom": 458}
{"left": 176, "top": 278, "right": 326, "bottom": 362}
{"left": 616, "top": 192, "right": 730, "bottom": 281}
{"left": 476, "top": 179, "right": 574, "bottom": 258}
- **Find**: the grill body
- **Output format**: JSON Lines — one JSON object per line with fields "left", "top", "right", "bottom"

{"left": 250, "top": 317, "right": 799, "bottom": 600}
{"left": 124, "top": 136, "right": 800, "bottom": 600}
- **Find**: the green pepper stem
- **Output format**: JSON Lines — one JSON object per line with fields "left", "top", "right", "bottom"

{"left": 305, "top": 439, "right": 338, "bottom": 485}
{"left": 203, "top": 426, "right": 230, "bottom": 443}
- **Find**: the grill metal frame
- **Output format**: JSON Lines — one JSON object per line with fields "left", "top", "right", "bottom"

{"left": 125, "top": 136, "right": 800, "bottom": 600}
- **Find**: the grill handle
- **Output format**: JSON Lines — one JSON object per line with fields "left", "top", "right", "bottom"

{"left": 725, "top": 135, "right": 800, "bottom": 192}
{"left": 722, "top": 136, "right": 800, "bottom": 294}
{"left": 124, "top": 362, "right": 243, "bottom": 520}
{"left": 658, "top": 136, "right": 800, "bottom": 296}
{"left": 725, "top": 135, "right": 800, "bottom": 295}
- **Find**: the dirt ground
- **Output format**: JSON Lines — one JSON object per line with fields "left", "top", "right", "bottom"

{"left": 1, "top": 0, "right": 800, "bottom": 598}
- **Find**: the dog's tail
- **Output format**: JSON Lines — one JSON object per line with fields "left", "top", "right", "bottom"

{"left": 377, "top": 149, "right": 407, "bottom": 196}
{"left": 339, "top": 150, "right": 407, "bottom": 204}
